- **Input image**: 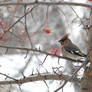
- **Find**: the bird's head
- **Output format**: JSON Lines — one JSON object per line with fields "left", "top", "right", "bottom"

{"left": 58, "top": 34, "right": 69, "bottom": 45}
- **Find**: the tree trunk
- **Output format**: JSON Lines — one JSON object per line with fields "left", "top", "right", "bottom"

{"left": 81, "top": 12, "right": 92, "bottom": 92}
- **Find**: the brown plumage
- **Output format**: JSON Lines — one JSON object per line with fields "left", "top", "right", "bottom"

{"left": 58, "top": 34, "right": 86, "bottom": 60}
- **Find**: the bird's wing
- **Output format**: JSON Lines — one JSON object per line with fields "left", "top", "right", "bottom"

{"left": 63, "top": 45, "right": 85, "bottom": 56}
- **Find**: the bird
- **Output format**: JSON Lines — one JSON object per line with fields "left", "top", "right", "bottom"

{"left": 58, "top": 34, "right": 86, "bottom": 60}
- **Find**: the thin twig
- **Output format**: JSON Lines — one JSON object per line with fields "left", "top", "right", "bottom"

{"left": 40, "top": 55, "right": 48, "bottom": 65}
{"left": 58, "top": 58, "right": 60, "bottom": 64}
{"left": 3, "top": 5, "right": 38, "bottom": 37}
{"left": 54, "top": 60, "right": 89, "bottom": 92}
{"left": 0, "top": 73, "right": 17, "bottom": 81}
{"left": 43, "top": 80, "right": 49, "bottom": 90}
{"left": 24, "top": 4, "right": 33, "bottom": 48}
{"left": 70, "top": 6, "right": 87, "bottom": 32}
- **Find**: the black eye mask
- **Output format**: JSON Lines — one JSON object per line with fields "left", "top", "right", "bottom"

{"left": 59, "top": 37, "right": 67, "bottom": 43}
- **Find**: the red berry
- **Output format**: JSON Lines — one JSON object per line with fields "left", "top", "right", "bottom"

{"left": 88, "top": 0, "right": 92, "bottom": 1}
{"left": 0, "top": 36, "right": 2, "bottom": 40}
{"left": 85, "top": 24, "right": 88, "bottom": 28}
{"left": 44, "top": 28, "right": 51, "bottom": 34}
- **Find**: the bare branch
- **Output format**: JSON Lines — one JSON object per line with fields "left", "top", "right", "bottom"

{"left": 0, "top": 73, "right": 80, "bottom": 85}
{"left": 3, "top": 5, "right": 38, "bottom": 37}
{"left": 54, "top": 60, "right": 89, "bottom": 92}
{"left": 0, "top": 73, "right": 17, "bottom": 81}
{"left": 0, "top": 2, "right": 91, "bottom": 8}
{"left": 70, "top": 6, "right": 87, "bottom": 30}
{"left": 40, "top": 55, "right": 48, "bottom": 65}
{"left": 0, "top": 45, "right": 85, "bottom": 63}
{"left": 24, "top": 4, "right": 33, "bottom": 48}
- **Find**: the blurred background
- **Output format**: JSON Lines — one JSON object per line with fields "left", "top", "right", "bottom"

{"left": 0, "top": 0, "right": 90, "bottom": 92}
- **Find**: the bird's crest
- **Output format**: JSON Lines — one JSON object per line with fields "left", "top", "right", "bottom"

{"left": 60, "top": 34, "right": 69, "bottom": 41}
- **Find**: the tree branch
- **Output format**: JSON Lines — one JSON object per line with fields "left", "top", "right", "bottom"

{"left": 0, "top": 73, "right": 80, "bottom": 85}
{"left": 0, "top": 45, "right": 84, "bottom": 63}
{"left": 3, "top": 5, "right": 38, "bottom": 36}
{"left": 0, "top": 2, "right": 91, "bottom": 8}
{"left": 54, "top": 60, "right": 89, "bottom": 92}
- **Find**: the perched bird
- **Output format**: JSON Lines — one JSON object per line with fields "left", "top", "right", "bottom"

{"left": 58, "top": 34, "right": 86, "bottom": 60}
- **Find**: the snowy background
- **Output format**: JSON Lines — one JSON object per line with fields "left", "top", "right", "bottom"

{"left": 0, "top": 0, "right": 90, "bottom": 92}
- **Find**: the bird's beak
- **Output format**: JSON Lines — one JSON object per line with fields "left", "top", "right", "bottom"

{"left": 58, "top": 40, "right": 62, "bottom": 43}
